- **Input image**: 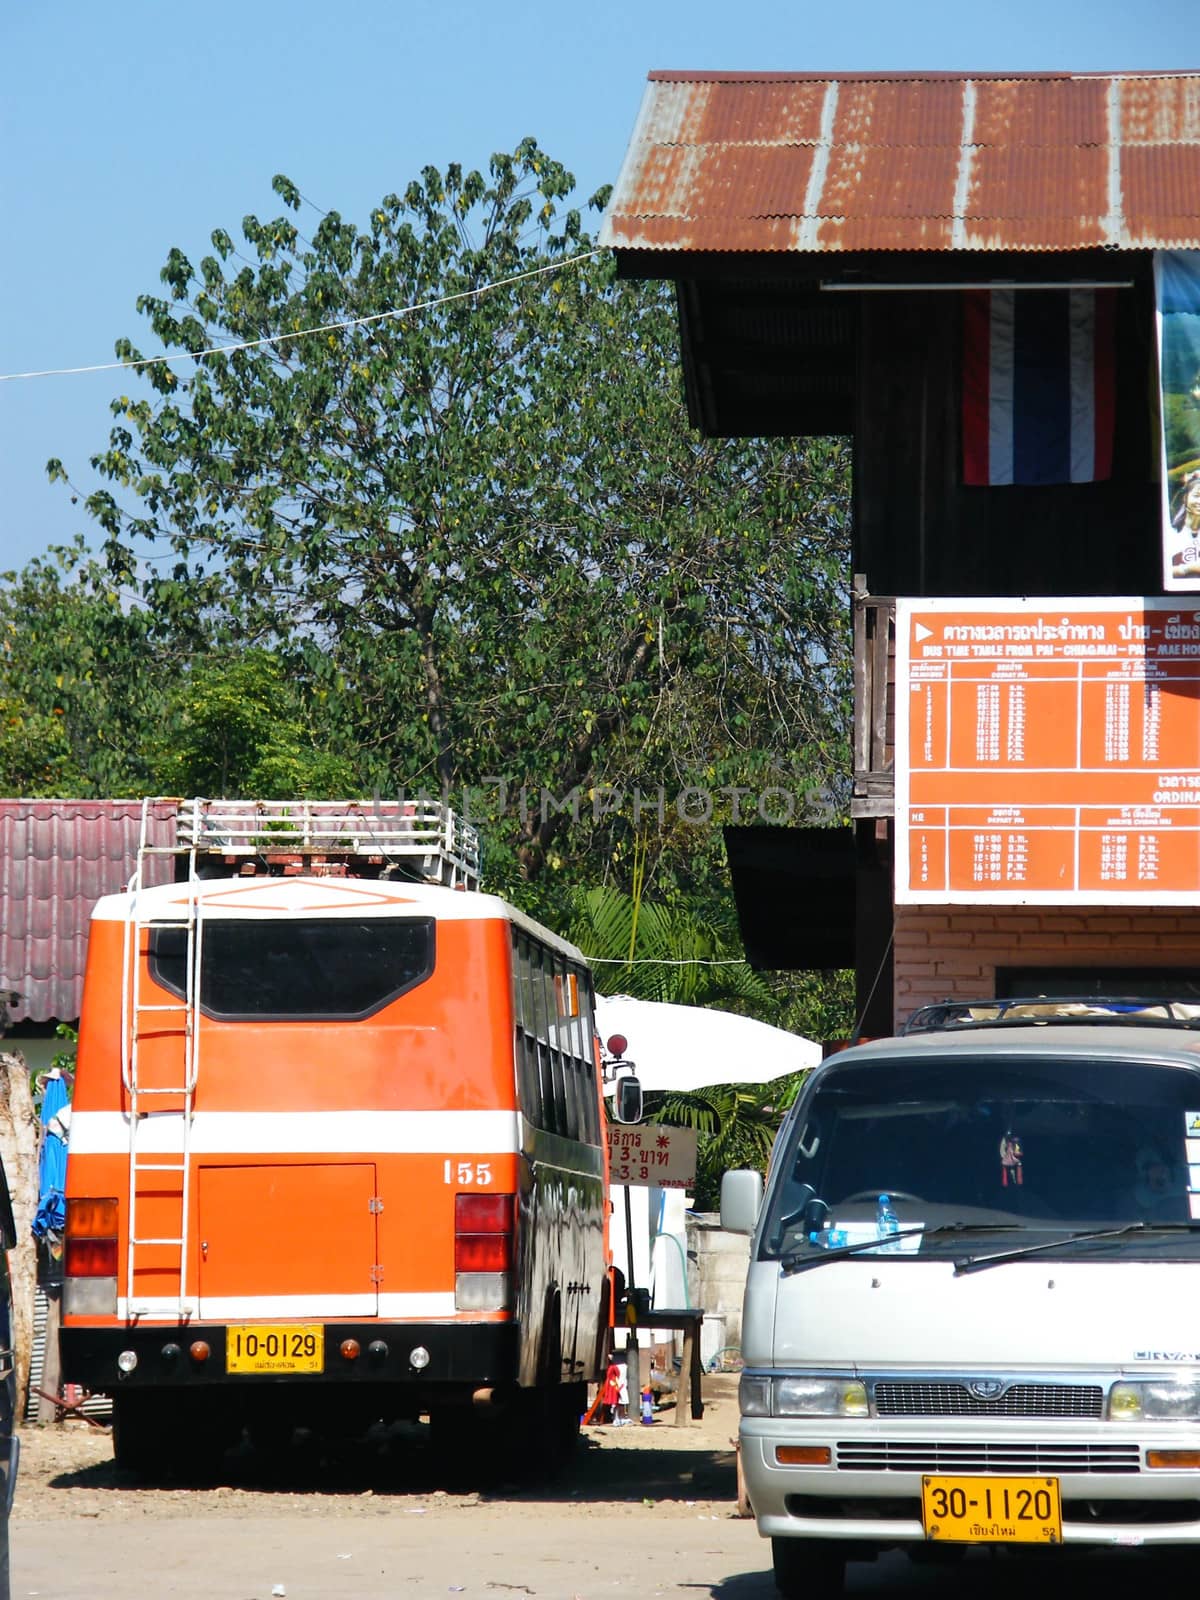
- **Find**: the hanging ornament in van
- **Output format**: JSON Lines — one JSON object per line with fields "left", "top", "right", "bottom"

{"left": 1000, "top": 1132, "right": 1024, "bottom": 1187}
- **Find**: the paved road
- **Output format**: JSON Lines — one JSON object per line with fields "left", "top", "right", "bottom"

{"left": 12, "top": 1515, "right": 1178, "bottom": 1600}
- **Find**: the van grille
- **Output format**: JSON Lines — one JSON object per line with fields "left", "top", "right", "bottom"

{"left": 873, "top": 1382, "right": 1104, "bottom": 1419}
{"left": 837, "top": 1441, "right": 1140, "bottom": 1474}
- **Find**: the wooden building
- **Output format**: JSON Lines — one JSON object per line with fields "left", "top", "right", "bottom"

{"left": 602, "top": 70, "right": 1200, "bottom": 1032}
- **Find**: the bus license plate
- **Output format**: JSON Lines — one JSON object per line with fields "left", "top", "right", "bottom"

{"left": 226, "top": 1325, "right": 324, "bottom": 1374}
{"left": 921, "top": 1475, "right": 1061, "bottom": 1544}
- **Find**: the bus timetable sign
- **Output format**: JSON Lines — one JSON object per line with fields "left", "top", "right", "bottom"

{"left": 606, "top": 1124, "right": 698, "bottom": 1189}
{"left": 896, "top": 596, "right": 1200, "bottom": 904}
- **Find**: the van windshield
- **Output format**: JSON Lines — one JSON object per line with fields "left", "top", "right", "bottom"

{"left": 760, "top": 1053, "right": 1200, "bottom": 1258}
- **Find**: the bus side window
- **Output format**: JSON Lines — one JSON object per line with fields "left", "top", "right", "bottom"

{"left": 551, "top": 955, "right": 580, "bottom": 1141}
{"left": 577, "top": 972, "right": 601, "bottom": 1144}
{"left": 512, "top": 931, "right": 543, "bottom": 1129}
{"left": 528, "top": 944, "right": 560, "bottom": 1135}
{"left": 511, "top": 936, "right": 602, "bottom": 1146}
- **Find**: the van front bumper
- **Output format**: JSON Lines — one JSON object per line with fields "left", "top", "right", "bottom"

{"left": 740, "top": 1418, "right": 1200, "bottom": 1549}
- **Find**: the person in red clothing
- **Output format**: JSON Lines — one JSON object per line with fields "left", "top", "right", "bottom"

{"left": 599, "top": 1360, "right": 622, "bottom": 1423}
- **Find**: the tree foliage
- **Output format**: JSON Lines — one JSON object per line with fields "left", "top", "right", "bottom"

{"left": 649, "top": 1079, "right": 803, "bottom": 1210}
{"left": 566, "top": 883, "right": 853, "bottom": 1206}
{"left": 147, "top": 650, "right": 358, "bottom": 799}
{"left": 58, "top": 141, "right": 851, "bottom": 904}
{"left": 37, "top": 139, "right": 857, "bottom": 1054}
{"left": 0, "top": 540, "right": 163, "bottom": 795}
{"left": 565, "top": 884, "right": 774, "bottom": 1009}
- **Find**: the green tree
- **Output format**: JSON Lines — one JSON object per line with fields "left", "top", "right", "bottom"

{"left": 566, "top": 883, "right": 852, "bottom": 1208}
{"left": 650, "top": 1080, "right": 802, "bottom": 1210}
{"left": 0, "top": 694, "right": 79, "bottom": 795}
{"left": 0, "top": 540, "right": 165, "bottom": 795}
{"left": 566, "top": 883, "right": 774, "bottom": 1009}
{"left": 148, "top": 650, "right": 359, "bottom": 798}
{"left": 55, "top": 142, "right": 852, "bottom": 899}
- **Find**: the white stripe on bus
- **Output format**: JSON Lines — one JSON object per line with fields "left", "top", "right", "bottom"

{"left": 117, "top": 1292, "right": 460, "bottom": 1320}
{"left": 71, "top": 1109, "right": 521, "bottom": 1156}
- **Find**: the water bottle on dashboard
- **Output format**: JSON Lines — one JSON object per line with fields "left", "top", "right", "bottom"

{"left": 876, "top": 1193, "right": 899, "bottom": 1247}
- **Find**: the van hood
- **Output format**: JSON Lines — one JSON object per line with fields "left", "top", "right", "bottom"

{"left": 748, "top": 1257, "right": 1200, "bottom": 1370}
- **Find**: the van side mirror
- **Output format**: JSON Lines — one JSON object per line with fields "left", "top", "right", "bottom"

{"left": 612, "top": 1074, "right": 643, "bottom": 1125}
{"left": 721, "top": 1168, "right": 763, "bottom": 1234}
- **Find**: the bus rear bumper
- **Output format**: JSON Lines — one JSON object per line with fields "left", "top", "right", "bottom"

{"left": 61, "top": 1321, "right": 519, "bottom": 1397}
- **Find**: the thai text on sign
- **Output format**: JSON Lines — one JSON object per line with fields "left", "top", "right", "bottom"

{"left": 896, "top": 597, "right": 1200, "bottom": 904}
{"left": 606, "top": 1124, "right": 698, "bottom": 1188}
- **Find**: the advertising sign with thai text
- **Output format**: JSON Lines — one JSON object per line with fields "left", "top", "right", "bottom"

{"left": 896, "top": 597, "right": 1200, "bottom": 903}
{"left": 606, "top": 1124, "right": 698, "bottom": 1189}
{"left": 1156, "top": 250, "right": 1200, "bottom": 591}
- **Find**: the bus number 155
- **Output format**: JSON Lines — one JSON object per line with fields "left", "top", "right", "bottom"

{"left": 443, "top": 1160, "right": 493, "bottom": 1185}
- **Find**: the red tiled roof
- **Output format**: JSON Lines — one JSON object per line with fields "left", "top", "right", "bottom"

{"left": 0, "top": 801, "right": 175, "bottom": 1025}
{"left": 601, "top": 71, "right": 1200, "bottom": 253}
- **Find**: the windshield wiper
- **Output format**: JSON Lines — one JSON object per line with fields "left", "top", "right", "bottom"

{"left": 780, "top": 1223, "right": 1018, "bottom": 1276}
{"left": 953, "top": 1223, "right": 1147, "bottom": 1276}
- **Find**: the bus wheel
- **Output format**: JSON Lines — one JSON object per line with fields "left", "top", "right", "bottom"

{"left": 112, "top": 1392, "right": 169, "bottom": 1476}
{"left": 557, "top": 1380, "right": 587, "bottom": 1458}
{"left": 429, "top": 1404, "right": 519, "bottom": 1488}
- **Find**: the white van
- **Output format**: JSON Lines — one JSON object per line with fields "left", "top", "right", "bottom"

{"left": 721, "top": 1000, "right": 1200, "bottom": 1596}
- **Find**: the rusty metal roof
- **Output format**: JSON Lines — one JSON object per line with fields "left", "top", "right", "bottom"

{"left": 0, "top": 801, "right": 175, "bottom": 1026}
{"left": 601, "top": 71, "right": 1200, "bottom": 253}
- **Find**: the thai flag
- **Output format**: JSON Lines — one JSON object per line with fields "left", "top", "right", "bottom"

{"left": 962, "top": 289, "right": 1116, "bottom": 485}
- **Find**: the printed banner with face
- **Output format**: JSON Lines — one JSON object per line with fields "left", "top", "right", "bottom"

{"left": 1157, "top": 250, "right": 1200, "bottom": 590}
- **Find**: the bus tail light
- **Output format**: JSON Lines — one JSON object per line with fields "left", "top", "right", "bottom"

{"left": 64, "top": 1196, "right": 118, "bottom": 1316}
{"left": 455, "top": 1193, "right": 514, "bottom": 1310}
{"left": 64, "top": 1238, "right": 118, "bottom": 1277}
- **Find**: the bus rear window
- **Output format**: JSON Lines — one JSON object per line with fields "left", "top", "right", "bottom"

{"left": 149, "top": 917, "right": 435, "bottom": 1020}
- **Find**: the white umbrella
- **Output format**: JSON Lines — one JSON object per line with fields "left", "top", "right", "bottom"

{"left": 594, "top": 993, "right": 820, "bottom": 1093}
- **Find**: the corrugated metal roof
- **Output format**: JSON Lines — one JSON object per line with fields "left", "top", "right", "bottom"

{"left": 0, "top": 801, "right": 175, "bottom": 1026}
{"left": 601, "top": 71, "right": 1200, "bottom": 253}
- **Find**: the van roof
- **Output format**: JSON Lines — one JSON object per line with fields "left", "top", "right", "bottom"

{"left": 91, "top": 876, "right": 589, "bottom": 964}
{"left": 823, "top": 1022, "right": 1200, "bottom": 1072}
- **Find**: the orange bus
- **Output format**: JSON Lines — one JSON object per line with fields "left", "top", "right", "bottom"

{"left": 61, "top": 800, "right": 611, "bottom": 1475}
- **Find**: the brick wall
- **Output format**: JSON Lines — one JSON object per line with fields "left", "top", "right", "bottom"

{"left": 894, "top": 906, "right": 1200, "bottom": 1027}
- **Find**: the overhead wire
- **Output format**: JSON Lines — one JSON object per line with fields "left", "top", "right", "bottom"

{"left": 0, "top": 247, "right": 605, "bottom": 383}
{"left": 587, "top": 957, "right": 750, "bottom": 967}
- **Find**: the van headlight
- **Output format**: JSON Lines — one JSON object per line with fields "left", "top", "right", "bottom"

{"left": 1110, "top": 1379, "right": 1200, "bottom": 1420}
{"left": 740, "top": 1374, "right": 869, "bottom": 1418}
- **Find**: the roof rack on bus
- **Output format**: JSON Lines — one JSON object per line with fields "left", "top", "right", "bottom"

{"left": 142, "top": 797, "right": 482, "bottom": 891}
{"left": 901, "top": 996, "right": 1200, "bottom": 1035}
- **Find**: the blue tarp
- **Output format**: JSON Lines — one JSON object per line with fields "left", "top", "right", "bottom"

{"left": 32, "top": 1069, "right": 69, "bottom": 1240}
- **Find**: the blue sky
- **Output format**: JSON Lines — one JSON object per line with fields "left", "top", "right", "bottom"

{"left": 3, "top": 0, "right": 1194, "bottom": 575}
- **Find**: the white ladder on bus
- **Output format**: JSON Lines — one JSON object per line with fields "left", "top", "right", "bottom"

{"left": 121, "top": 797, "right": 202, "bottom": 1320}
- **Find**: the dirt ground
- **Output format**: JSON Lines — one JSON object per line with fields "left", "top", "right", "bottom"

{"left": 9, "top": 1379, "right": 1160, "bottom": 1599}
{"left": 12, "top": 1374, "right": 744, "bottom": 1523}
{"left": 9, "top": 1376, "right": 762, "bottom": 1599}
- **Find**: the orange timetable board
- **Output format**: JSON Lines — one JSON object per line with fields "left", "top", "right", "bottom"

{"left": 896, "top": 598, "right": 1200, "bottom": 904}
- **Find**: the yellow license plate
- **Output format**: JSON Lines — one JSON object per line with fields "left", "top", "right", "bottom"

{"left": 921, "top": 1475, "right": 1061, "bottom": 1544}
{"left": 226, "top": 1324, "right": 324, "bottom": 1374}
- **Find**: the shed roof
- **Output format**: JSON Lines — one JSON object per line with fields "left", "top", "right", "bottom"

{"left": 601, "top": 70, "right": 1200, "bottom": 254}
{"left": 0, "top": 800, "right": 175, "bottom": 1026}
